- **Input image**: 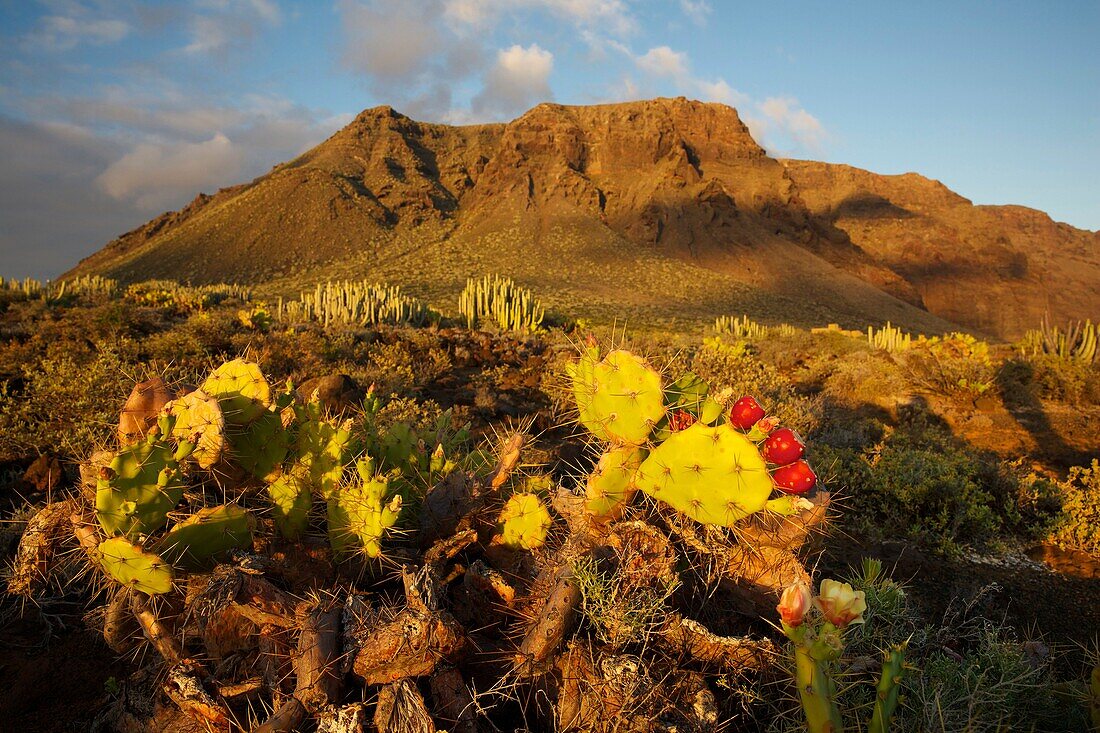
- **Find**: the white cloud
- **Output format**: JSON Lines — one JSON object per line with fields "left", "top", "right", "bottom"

{"left": 472, "top": 44, "right": 554, "bottom": 118}
{"left": 24, "top": 14, "right": 131, "bottom": 51}
{"left": 444, "top": 0, "right": 636, "bottom": 35}
{"left": 95, "top": 133, "right": 245, "bottom": 209}
{"left": 679, "top": 0, "right": 710, "bottom": 25}
{"left": 751, "top": 96, "right": 826, "bottom": 152}
{"left": 183, "top": 0, "right": 283, "bottom": 56}
{"left": 625, "top": 44, "right": 826, "bottom": 154}
{"left": 636, "top": 46, "right": 689, "bottom": 78}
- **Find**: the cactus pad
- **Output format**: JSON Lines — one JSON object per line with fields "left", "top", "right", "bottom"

{"left": 635, "top": 422, "right": 773, "bottom": 526}
{"left": 156, "top": 504, "right": 254, "bottom": 570}
{"left": 97, "top": 537, "right": 173, "bottom": 595}
{"left": 164, "top": 389, "right": 226, "bottom": 469}
{"left": 266, "top": 465, "right": 313, "bottom": 539}
{"left": 585, "top": 445, "right": 646, "bottom": 520}
{"left": 296, "top": 402, "right": 354, "bottom": 499}
{"left": 498, "top": 493, "right": 552, "bottom": 550}
{"left": 228, "top": 408, "right": 288, "bottom": 481}
{"left": 571, "top": 349, "right": 665, "bottom": 445}
{"left": 95, "top": 434, "right": 186, "bottom": 538}
{"left": 327, "top": 463, "right": 402, "bottom": 558}
{"left": 201, "top": 358, "right": 271, "bottom": 425}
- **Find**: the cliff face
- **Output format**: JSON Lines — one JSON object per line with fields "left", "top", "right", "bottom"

{"left": 69, "top": 98, "right": 1098, "bottom": 338}
{"left": 783, "top": 160, "right": 1100, "bottom": 338}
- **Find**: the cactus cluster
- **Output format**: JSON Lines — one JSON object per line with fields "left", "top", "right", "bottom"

{"left": 328, "top": 459, "right": 403, "bottom": 558}
{"left": 277, "top": 280, "right": 434, "bottom": 327}
{"left": 568, "top": 344, "right": 818, "bottom": 527}
{"left": 123, "top": 280, "right": 251, "bottom": 310}
{"left": 1021, "top": 316, "right": 1098, "bottom": 363}
{"left": 867, "top": 322, "right": 912, "bottom": 353}
{"left": 714, "top": 314, "right": 794, "bottom": 340}
{"left": 458, "top": 274, "right": 544, "bottom": 332}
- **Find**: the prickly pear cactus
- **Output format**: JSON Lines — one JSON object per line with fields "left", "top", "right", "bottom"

{"left": 164, "top": 389, "right": 226, "bottom": 469}
{"left": 327, "top": 460, "right": 402, "bottom": 558}
{"left": 266, "top": 465, "right": 313, "bottom": 539}
{"left": 296, "top": 401, "right": 354, "bottom": 499}
{"left": 95, "top": 424, "right": 187, "bottom": 538}
{"left": 634, "top": 422, "right": 773, "bottom": 526}
{"left": 156, "top": 504, "right": 254, "bottom": 570}
{"left": 201, "top": 358, "right": 271, "bottom": 425}
{"left": 569, "top": 347, "right": 666, "bottom": 445}
{"left": 498, "top": 493, "right": 552, "bottom": 550}
{"left": 97, "top": 537, "right": 174, "bottom": 595}
{"left": 585, "top": 445, "right": 647, "bottom": 521}
{"left": 228, "top": 408, "right": 289, "bottom": 481}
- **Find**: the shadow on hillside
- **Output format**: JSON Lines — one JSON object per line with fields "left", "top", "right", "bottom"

{"left": 995, "top": 361, "right": 1095, "bottom": 468}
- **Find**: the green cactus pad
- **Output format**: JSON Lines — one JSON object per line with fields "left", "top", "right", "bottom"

{"left": 296, "top": 402, "right": 354, "bottom": 499}
{"left": 498, "top": 493, "right": 552, "bottom": 550}
{"left": 664, "top": 371, "right": 709, "bottom": 412}
{"left": 585, "top": 445, "right": 646, "bottom": 520}
{"left": 227, "top": 408, "right": 288, "bottom": 481}
{"left": 635, "top": 422, "right": 773, "bottom": 526}
{"left": 327, "top": 464, "right": 402, "bottom": 558}
{"left": 97, "top": 537, "right": 173, "bottom": 595}
{"left": 95, "top": 436, "right": 186, "bottom": 538}
{"left": 571, "top": 349, "right": 666, "bottom": 445}
{"left": 164, "top": 389, "right": 226, "bottom": 469}
{"left": 156, "top": 504, "right": 254, "bottom": 570}
{"left": 201, "top": 358, "right": 271, "bottom": 425}
{"left": 266, "top": 464, "right": 313, "bottom": 539}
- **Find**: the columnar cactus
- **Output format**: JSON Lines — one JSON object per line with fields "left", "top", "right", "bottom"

{"left": 458, "top": 274, "right": 544, "bottom": 332}
{"left": 778, "top": 580, "right": 905, "bottom": 733}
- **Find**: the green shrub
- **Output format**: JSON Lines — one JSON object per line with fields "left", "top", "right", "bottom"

{"left": 820, "top": 437, "right": 1013, "bottom": 554}
{"left": 1027, "top": 354, "right": 1100, "bottom": 405}
{"left": 1047, "top": 460, "right": 1100, "bottom": 553}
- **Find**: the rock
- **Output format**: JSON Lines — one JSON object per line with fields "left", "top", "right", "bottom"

{"left": 118, "top": 376, "right": 174, "bottom": 445}
{"left": 296, "top": 374, "right": 363, "bottom": 414}
{"left": 22, "top": 453, "right": 63, "bottom": 493}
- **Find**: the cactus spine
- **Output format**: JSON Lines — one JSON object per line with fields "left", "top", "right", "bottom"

{"left": 458, "top": 274, "right": 544, "bottom": 332}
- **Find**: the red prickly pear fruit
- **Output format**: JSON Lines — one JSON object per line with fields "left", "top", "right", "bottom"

{"left": 762, "top": 428, "right": 806, "bottom": 465}
{"left": 772, "top": 460, "right": 817, "bottom": 494}
{"left": 729, "top": 396, "right": 766, "bottom": 430}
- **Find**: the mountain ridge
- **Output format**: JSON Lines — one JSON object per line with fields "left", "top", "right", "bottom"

{"left": 68, "top": 98, "right": 1100, "bottom": 338}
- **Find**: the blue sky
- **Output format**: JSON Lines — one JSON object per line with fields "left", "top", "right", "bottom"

{"left": 1, "top": 0, "right": 1097, "bottom": 279}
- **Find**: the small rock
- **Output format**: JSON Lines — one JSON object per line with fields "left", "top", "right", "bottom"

{"left": 23, "top": 453, "right": 63, "bottom": 493}
{"left": 296, "top": 374, "right": 363, "bottom": 414}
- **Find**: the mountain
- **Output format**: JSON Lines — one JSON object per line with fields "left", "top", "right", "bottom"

{"left": 68, "top": 98, "right": 1099, "bottom": 338}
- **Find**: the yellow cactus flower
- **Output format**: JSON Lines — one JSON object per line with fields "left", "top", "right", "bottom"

{"left": 815, "top": 579, "right": 867, "bottom": 628}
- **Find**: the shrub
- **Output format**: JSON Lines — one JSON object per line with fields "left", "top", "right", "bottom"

{"left": 900, "top": 332, "right": 995, "bottom": 399}
{"left": 1047, "top": 460, "right": 1100, "bottom": 553}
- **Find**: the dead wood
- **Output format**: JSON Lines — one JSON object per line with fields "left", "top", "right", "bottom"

{"left": 374, "top": 680, "right": 436, "bottom": 733}
{"left": 8, "top": 499, "right": 76, "bottom": 597}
